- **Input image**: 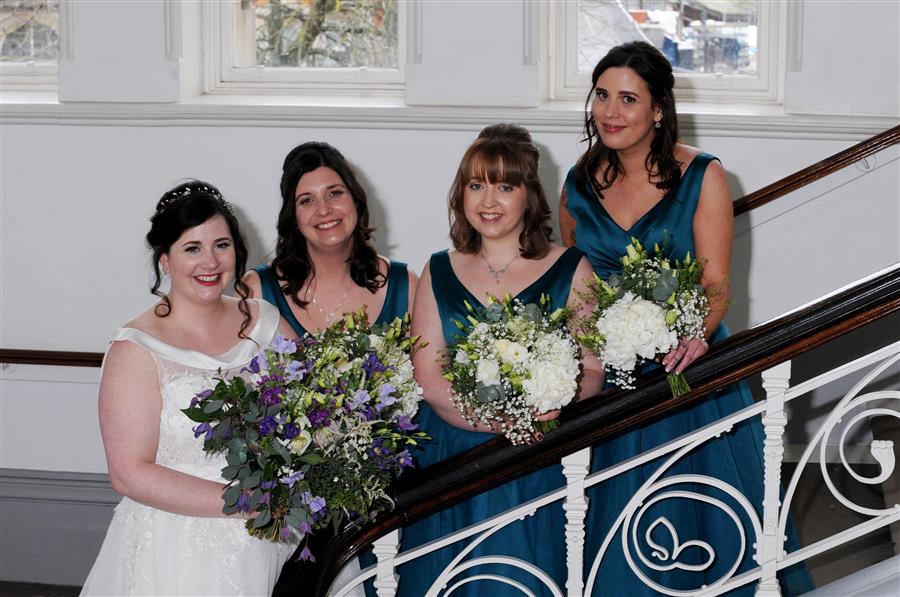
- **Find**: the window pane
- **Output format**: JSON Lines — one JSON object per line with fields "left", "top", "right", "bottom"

{"left": 578, "top": 1, "right": 757, "bottom": 76}
{"left": 233, "top": 0, "right": 398, "bottom": 69}
{"left": 0, "top": 0, "right": 59, "bottom": 63}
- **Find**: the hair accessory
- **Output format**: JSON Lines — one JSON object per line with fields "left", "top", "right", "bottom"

{"left": 654, "top": 121, "right": 662, "bottom": 129}
{"left": 155, "top": 184, "right": 234, "bottom": 216}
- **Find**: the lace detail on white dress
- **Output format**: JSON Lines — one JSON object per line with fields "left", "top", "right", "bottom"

{"left": 81, "top": 300, "right": 296, "bottom": 597}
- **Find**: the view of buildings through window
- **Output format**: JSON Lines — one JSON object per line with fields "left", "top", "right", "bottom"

{"left": 233, "top": 0, "right": 398, "bottom": 69}
{"left": 578, "top": 0, "right": 758, "bottom": 76}
{"left": 0, "top": 0, "right": 58, "bottom": 63}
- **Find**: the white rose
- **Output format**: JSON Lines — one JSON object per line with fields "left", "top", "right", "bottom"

{"left": 454, "top": 350, "right": 471, "bottom": 365}
{"left": 475, "top": 358, "right": 502, "bottom": 386}
{"left": 523, "top": 364, "right": 577, "bottom": 412}
{"left": 288, "top": 430, "right": 312, "bottom": 456}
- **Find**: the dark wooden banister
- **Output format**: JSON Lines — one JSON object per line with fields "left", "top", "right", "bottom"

{"left": 1, "top": 126, "right": 896, "bottom": 369}
{"left": 733, "top": 125, "right": 900, "bottom": 216}
{"left": 300, "top": 265, "right": 899, "bottom": 597}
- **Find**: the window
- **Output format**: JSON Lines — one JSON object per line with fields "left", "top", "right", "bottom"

{"left": 0, "top": 0, "right": 59, "bottom": 89}
{"left": 205, "top": 0, "right": 405, "bottom": 95}
{"left": 550, "top": 0, "right": 785, "bottom": 104}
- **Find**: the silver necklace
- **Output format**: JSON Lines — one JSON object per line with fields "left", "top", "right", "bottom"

{"left": 308, "top": 282, "right": 353, "bottom": 324}
{"left": 480, "top": 251, "right": 519, "bottom": 284}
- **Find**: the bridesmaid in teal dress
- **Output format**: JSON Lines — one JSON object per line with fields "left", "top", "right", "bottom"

{"left": 559, "top": 42, "right": 812, "bottom": 595}
{"left": 243, "top": 142, "right": 416, "bottom": 596}
{"left": 395, "top": 124, "right": 604, "bottom": 596}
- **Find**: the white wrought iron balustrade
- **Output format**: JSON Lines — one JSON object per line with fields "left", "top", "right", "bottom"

{"left": 329, "top": 341, "right": 899, "bottom": 596}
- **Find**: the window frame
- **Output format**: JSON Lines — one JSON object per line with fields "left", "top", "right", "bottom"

{"left": 202, "top": 0, "right": 407, "bottom": 96}
{"left": 0, "top": 0, "right": 64, "bottom": 93}
{"left": 547, "top": 0, "right": 787, "bottom": 105}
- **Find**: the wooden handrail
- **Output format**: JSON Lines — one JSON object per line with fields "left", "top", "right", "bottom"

{"left": 301, "top": 265, "right": 900, "bottom": 596}
{"left": 1, "top": 127, "right": 896, "bottom": 369}
{"left": 0, "top": 348, "right": 103, "bottom": 368}
{"left": 732, "top": 125, "right": 900, "bottom": 216}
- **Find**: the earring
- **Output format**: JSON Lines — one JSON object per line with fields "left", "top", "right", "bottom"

{"left": 654, "top": 121, "right": 661, "bottom": 129}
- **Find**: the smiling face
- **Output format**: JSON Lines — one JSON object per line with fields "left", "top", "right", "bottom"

{"left": 159, "top": 214, "right": 235, "bottom": 305}
{"left": 462, "top": 176, "right": 528, "bottom": 243}
{"left": 294, "top": 166, "right": 358, "bottom": 252}
{"left": 592, "top": 66, "right": 662, "bottom": 155}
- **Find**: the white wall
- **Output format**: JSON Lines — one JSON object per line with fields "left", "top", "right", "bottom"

{"left": 1, "top": 1, "right": 898, "bottom": 474}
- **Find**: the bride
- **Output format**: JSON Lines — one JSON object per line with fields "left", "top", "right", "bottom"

{"left": 81, "top": 181, "right": 295, "bottom": 596}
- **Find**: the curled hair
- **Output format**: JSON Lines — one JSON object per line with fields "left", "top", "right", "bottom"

{"left": 448, "top": 123, "right": 553, "bottom": 259}
{"left": 574, "top": 41, "right": 681, "bottom": 200}
{"left": 273, "top": 142, "right": 385, "bottom": 307}
{"left": 147, "top": 180, "right": 252, "bottom": 337}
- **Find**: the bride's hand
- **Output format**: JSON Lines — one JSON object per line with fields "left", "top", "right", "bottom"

{"left": 663, "top": 337, "right": 709, "bottom": 374}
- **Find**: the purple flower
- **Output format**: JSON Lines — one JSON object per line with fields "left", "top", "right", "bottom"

{"left": 362, "top": 353, "right": 387, "bottom": 375}
{"left": 259, "top": 416, "right": 278, "bottom": 436}
{"left": 298, "top": 520, "right": 312, "bottom": 535}
{"left": 236, "top": 492, "right": 250, "bottom": 513}
{"left": 281, "top": 527, "right": 294, "bottom": 541}
{"left": 397, "top": 449, "right": 414, "bottom": 469}
{"left": 308, "top": 408, "right": 330, "bottom": 428}
{"left": 280, "top": 470, "right": 304, "bottom": 488}
{"left": 360, "top": 406, "right": 376, "bottom": 422}
{"left": 260, "top": 480, "right": 275, "bottom": 490}
{"left": 297, "top": 545, "right": 315, "bottom": 562}
{"left": 192, "top": 422, "right": 213, "bottom": 441}
{"left": 285, "top": 359, "right": 306, "bottom": 382}
{"left": 245, "top": 356, "right": 260, "bottom": 374}
{"left": 258, "top": 385, "right": 283, "bottom": 407}
{"left": 393, "top": 414, "right": 417, "bottom": 432}
{"left": 190, "top": 389, "right": 213, "bottom": 408}
{"left": 260, "top": 492, "right": 271, "bottom": 505}
{"left": 272, "top": 335, "right": 298, "bottom": 355}
{"left": 302, "top": 491, "right": 326, "bottom": 514}
{"left": 283, "top": 423, "right": 300, "bottom": 439}
{"left": 348, "top": 389, "right": 370, "bottom": 410}
{"left": 376, "top": 384, "right": 397, "bottom": 412}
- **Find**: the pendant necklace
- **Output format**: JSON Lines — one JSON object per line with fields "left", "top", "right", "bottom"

{"left": 480, "top": 251, "right": 519, "bottom": 284}
{"left": 308, "top": 281, "right": 353, "bottom": 324}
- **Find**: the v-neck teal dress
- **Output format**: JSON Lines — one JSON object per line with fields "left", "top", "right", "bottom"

{"left": 253, "top": 260, "right": 409, "bottom": 337}
{"left": 392, "top": 247, "right": 584, "bottom": 597}
{"left": 564, "top": 154, "right": 811, "bottom": 595}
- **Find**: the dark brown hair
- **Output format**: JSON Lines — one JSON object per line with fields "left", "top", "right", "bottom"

{"left": 574, "top": 41, "right": 681, "bottom": 200}
{"left": 273, "top": 142, "right": 385, "bottom": 307}
{"left": 449, "top": 123, "right": 553, "bottom": 259}
{"left": 147, "top": 180, "right": 252, "bottom": 338}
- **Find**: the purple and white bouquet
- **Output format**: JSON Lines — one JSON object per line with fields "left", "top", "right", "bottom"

{"left": 443, "top": 294, "right": 581, "bottom": 445}
{"left": 575, "top": 238, "right": 709, "bottom": 397}
{"left": 183, "top": 310, "right": 426, "bottom": 560}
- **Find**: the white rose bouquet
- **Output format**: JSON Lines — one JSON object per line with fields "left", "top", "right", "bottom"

{"left": 575, "top": 239, "right": 710, "bottom": 397}
{"left": 182, "top": 310, "right": 427, "bottom": 560}
{"left": 443, "top": 294, "right": 581, "bottom": 445}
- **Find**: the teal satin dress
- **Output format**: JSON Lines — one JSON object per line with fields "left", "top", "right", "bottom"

{"left": 392, "top": 248, "right": 584, "bottom": 597}
{"left": 564, "top": 154, "right": 811, "bottom": 595}
{"left": 253, "top": 261, "right": 409, "bottom": 338}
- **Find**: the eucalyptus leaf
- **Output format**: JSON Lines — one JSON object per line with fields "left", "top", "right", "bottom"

{"left": 475, "top": 383, "right": 503, "bottom": 403}
{"left": 521, "top": 303, "right": 543, "bottom": 324}
{"left": 248, "top": 488, "right": 262, "bottom": 511}
{"left": 221, "top": 465, "right": 239, "bottom": 480}
{"left": 181, "top": 408, "right": 210, "bottom": 423}
{"left": 202, "top": 399, "right": 224, "bottom": 414}
{"left": 242, "top": 474, "right": 261, "bottom": 489}
{"left": 299, "top": 453, "right": 325, "bottom": 465}
{"left": 252, "top": 508, "right": 272, "bottom": 528}
{"left": 223, "top": 485, "right": 242, "bottom": 507}
{"left": 484, "top": 302, "right": 505, "bottom": 322}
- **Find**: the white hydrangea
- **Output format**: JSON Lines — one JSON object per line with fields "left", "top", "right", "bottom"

{"left": 595, "top": 292, "right": 678, "bottom": 372}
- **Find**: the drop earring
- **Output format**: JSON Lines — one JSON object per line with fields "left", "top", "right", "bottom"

{"left": 654, "top": 121, "right": 661, "bottom": 129}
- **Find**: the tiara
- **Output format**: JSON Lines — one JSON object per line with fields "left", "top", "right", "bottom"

{"left": 155, "top": 184, "right": 233, "bottom": 216}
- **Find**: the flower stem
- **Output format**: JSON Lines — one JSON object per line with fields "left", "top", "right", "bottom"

{"left": 667, "top": 372, "right": 691, "bottom": 398}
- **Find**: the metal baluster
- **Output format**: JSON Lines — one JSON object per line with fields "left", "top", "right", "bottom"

{"left": 372, "top": 529, "right": 401, "bottom": 597}
{"left": 756, "top": 361, "right": 791, "bottom": 596}
{"left": 562, "top": 447, "right": 591, "bottom": 597}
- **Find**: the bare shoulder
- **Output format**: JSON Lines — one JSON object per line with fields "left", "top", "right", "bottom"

{"left": 243, "top": 269, "right": 262, "bottom": 299}
{"left": 123, "top": 305, "right": 163, "bottom": 336}
{"left": 543, "top": 243, "right": 567, "bottom": 262}
{"left": 675, "top": 143, "right": 702, "bottom": 170}
{"left": 102, "top": 335, "right": 157, "bottom": 380}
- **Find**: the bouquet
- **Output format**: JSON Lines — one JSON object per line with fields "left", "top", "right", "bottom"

{"left": 442, "top": 294, "right": 581, "bottom": 445}
{"left": 183, "top": 310, "right": 426, "bottom": 560}
{"left": 575, "top": 238, "right": 710, "bottom": 397}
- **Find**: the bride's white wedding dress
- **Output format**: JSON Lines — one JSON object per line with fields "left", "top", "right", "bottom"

{"left": 81, "top": 299, "right": 295, "bottom": 596}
